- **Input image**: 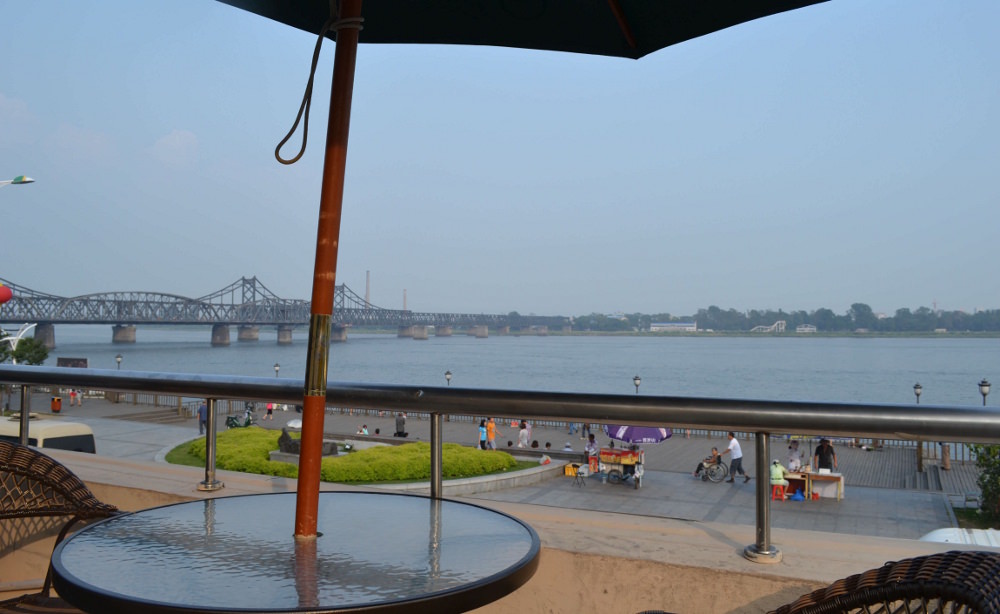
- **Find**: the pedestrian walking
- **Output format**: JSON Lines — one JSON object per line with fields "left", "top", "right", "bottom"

{"left": 197, "top": 401, "right": 208, "bottom": 435}
{"left": 722, "top": 431, "right": 750, "bottom": 483}
{"left": 265, "top": 402, "right": 274, "bottom": 420}
{"left": 478, "top": 420, "right": 488, "bottom": 450}
{"left": 68, "top": 389, "right": 78, "bottom": 406}
{"left": 486, "top": 417, "right": 501, "bottom": 450}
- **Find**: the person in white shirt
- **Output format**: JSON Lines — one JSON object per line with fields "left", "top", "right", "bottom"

{"left": 787, "top": 439, "right": 804, "bottom": 471}
{"left": 722, "top": 431, "right": 750, "bottom": 483}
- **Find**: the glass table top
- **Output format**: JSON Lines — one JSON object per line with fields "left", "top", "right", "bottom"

{"left": 52, "top": 491, "right": 539, "bottom": 613}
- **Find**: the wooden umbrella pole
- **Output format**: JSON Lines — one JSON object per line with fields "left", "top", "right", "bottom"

{"left": 295, "top": 0, "right": 362, "bottom": 540}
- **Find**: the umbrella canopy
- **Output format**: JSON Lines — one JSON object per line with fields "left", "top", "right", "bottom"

{"left": 603, "top": 425, "right": 672, "bottom": 444}
{"left": 218, "top": 0, "right": 827, "bottom": 60}
{"left": 214, "top": 0, "right": 829, "bottom": 538}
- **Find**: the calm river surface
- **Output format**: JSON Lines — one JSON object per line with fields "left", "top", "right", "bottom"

{"left": 42, "top": 326, "right": 1000, "bottom": 407}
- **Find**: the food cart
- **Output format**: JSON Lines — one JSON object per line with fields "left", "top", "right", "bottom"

{"left": 598, "top": 446, "right": 645, "bottom": 489}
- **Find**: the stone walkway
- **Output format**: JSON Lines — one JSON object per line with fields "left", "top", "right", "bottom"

{"left": 17, "top": 391, "right": 986, "bottom": 539}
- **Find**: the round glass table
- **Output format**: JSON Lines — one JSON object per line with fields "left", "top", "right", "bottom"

{"left": 51, "top": 491, "right": 540, "bottom": 613}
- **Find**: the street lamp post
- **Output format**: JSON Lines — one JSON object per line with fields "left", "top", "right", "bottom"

{"left": 979, "top": 379, "right": 991, "bottom": 406}
{"left": 115, "top": 354, "right": 122, "bottom": 370}
{"left": 633, "top": 375, "right": 641, "bottom": 395}
{"left": 913, "top": 383, "right": 923, "bottom": 472}
{"left": 0, "top": 175, "right": 34, "bottom": 188}
{"left": 444, "top": 370, "right": 452, "bottom": 386}
{"left": 274, "top": 363, "right": 280, "bottom": 378}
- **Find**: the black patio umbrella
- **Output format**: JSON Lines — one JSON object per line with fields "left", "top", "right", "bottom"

{"left": 215, "top": 0, "right": 829, "bottom": 539}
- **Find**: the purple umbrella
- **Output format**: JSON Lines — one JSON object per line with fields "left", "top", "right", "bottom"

{"left": 603, "top": 425, "right": 672, "bottom": 444}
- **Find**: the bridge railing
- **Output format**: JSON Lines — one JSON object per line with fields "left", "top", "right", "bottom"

{"left": 1, "top": 365, "right": 998, "bottom": 563}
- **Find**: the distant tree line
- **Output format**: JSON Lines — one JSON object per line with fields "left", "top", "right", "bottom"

{"left": 565, "top": 303, "right": 1000, "bottom": 333}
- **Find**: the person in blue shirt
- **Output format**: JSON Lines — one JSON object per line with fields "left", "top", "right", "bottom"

{"left": 478, "top": 420, "right": 488, "bottom": 450}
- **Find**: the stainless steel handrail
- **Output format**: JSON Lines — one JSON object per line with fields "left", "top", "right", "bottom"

{"left": 4, "top": 364, "right": 1000, "bottom": 563}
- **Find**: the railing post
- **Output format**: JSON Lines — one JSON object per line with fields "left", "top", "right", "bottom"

{"left": 198, "top": 398, "right": 224, "bottom": 491}
{"left": 18, "top": 386, "right": 30, "bottom": 446}
{"left": 430, "top": 412, "right": 443, "bottom": 499}
{"left": 744, "top": 431, "right": 781, "bottom": 563}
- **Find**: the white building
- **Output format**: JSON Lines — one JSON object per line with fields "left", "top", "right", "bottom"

{"left": 795, "top": 324, "right": 817, "bottom": 333}
{"left": 650, "top": 322, "right": 698, "bottom": 333}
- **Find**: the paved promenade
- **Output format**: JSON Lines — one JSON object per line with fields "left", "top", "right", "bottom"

{"left": 14, "top": 391, "right": 980, "bottom": 541}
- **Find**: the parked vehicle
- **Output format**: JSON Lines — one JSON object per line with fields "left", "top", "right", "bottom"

{"left": 226, "top": 408, "right": 255, "bottom": 429}
{"left": 0, "top": 418, "right": 96, "bottom": 453}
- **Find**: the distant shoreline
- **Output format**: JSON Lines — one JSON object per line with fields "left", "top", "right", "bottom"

{"left": 350, "top": 328, "right": 1000, "bottom": 339}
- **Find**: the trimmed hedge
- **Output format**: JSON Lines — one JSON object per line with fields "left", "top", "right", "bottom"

{"left": 320, "top": 442, "right": 517, "bottom": 483}
{"left": 184, "top": 428, "right": 518, "bottom": 483}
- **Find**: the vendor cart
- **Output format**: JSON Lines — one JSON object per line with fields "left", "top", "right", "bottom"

{"left": 598, "top": 447, "right": 645, "bottom": 489}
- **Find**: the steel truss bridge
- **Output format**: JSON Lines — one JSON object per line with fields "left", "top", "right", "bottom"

{"left": 0, "top": 277, "right": 534, "bottom": 329}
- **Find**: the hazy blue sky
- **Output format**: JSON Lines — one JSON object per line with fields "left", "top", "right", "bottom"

{"left": 2, "top": 1, "right": 998, "bottom": 318}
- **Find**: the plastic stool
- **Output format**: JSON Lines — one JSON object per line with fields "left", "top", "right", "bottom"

{"left": 771, "top": 484, "right": 786, "bottom": 502}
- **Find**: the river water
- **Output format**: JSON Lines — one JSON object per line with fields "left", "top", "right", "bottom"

{"left": 42, "top": 326, "right": 999, "bottom": 407}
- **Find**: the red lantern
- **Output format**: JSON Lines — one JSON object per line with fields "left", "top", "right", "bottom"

{"left": 0, "top": 284, "right": 12, "bottom": 304}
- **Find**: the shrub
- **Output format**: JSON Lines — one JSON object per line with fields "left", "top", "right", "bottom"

{"left": 320, "top": 442, "right": 517, "bottom": 483}
{"left": 181, "top": 430, "right": 517, "bottom": 484}
{"left": 971, "top": 444, "right": 1000, "bottom": 520}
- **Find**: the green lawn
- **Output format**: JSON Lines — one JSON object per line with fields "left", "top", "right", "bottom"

{"left": 166, "top": 427, "right": 533, "bottom": 483}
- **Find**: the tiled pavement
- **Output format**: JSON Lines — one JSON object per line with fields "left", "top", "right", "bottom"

{"left": 22, "top": 392, "right": 973, "bottom": 540}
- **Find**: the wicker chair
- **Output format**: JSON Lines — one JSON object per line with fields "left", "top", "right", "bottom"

{"left": 770, "top": 550, "right": 1000, "bottom": 614}
{"left": 0, "top": 441, "right": 121, "bottom": 613}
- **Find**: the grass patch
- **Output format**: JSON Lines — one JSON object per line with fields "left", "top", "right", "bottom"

{"left": 168, "top": 428, "right": 524, "bottom": 483}
{"left": 954, "top": 507, "right": 1000, "bottom": 530}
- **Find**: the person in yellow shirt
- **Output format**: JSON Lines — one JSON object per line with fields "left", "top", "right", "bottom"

{"left": 486, "top": 417, "right": 502, "bottom": 450}
{"left": 770, "top": 459, "right": 790, "bottom": 487}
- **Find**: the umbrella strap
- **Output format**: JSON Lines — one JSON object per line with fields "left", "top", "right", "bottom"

{"left": 275, "top": 15, "right": 365, "bottom": 165}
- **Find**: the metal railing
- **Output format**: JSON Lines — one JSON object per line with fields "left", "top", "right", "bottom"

{"left": 3, "top": 365, "right": 1000, "bottom": 563}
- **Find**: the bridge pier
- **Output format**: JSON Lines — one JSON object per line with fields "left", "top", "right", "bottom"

{"left": 211, "top": 324, "right": 230, "bottom": 346}
{"left": 412, "top": 325, "right": 429, "bottom": 340}
{"left": 397, "top": 325, "right": 414, "bottom": 338}
{"left": 111, "top": 325, "right": 135, "bottom": 344}
{"left": 34, "top": 323, "right": 56, "bottom": 350}
{"left": 237, "top": 325, "right": 259, "bottom": 342}
{"left": 277, "top": 325, "right": 294, "bottom": 345}
{"left": 434, "top": 325, "right": 452, "bottom": 337}
{"left": 330, "top": 324, "right": 348, "bottom": 343}
{"left": 534, "top": 325, "right": 549, "bottom": 336}
{"left": 496, "top": 326, "right": 510, "bottom": 335}
{"left": 467, "top": 325, "right": 489, "bottom": 339}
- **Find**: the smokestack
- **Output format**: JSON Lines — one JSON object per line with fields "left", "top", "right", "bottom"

{"left": 365, "top": 270, "right": 370, "bottom": 308}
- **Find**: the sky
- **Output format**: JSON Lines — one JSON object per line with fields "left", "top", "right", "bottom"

{"left": 2, "top": 1, "right": 998, "bottom": 318}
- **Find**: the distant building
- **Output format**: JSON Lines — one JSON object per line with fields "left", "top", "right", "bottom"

{"left": 795, "top": 324, "right": 817, "bottom": 333}
{"left": 650, "top": 322, "right": 698, "bottom": 333}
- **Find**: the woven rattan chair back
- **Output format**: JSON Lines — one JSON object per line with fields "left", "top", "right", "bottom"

{"left": 0, "top": 441, "right": 120, "bottom": 612}
{"left": 771, "top": 550, "right": 1000, "bottom": 614}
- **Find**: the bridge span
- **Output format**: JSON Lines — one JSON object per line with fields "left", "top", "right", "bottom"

{"left": 0, "top": 277, "right": 566, "bottom": 348}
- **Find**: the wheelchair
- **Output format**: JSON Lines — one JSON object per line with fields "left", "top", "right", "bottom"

{"left": 702, "top": 459, "right": 729, "bottom": 483}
